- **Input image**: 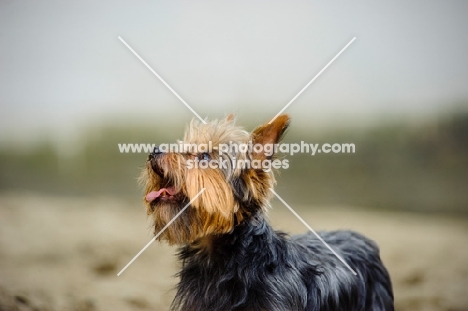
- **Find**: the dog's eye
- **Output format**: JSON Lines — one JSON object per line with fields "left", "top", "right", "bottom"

{"left": 198, "top": 153, "right": 211, "bottom": 161}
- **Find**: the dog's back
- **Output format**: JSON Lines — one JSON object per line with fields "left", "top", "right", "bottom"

{"left": 292, "top": 230, "right": 394, "bottom": 311}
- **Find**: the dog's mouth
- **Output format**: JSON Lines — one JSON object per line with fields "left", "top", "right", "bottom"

{"left": 146, "top": 186, "right": 178, "bottom": 203}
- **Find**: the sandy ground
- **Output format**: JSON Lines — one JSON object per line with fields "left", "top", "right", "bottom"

{"left": 0, "top": 193, "right": 467, "bottom": 311}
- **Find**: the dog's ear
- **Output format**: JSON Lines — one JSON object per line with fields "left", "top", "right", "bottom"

{"left": 225, "top": 113, "right": 235, "bottom": 122}
{"left": 251, "top": 115, "right": 290, "bottom": 161}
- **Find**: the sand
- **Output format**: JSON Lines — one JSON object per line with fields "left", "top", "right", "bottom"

{"left": 0, "top": 193, "right": 467, "bottom": 311}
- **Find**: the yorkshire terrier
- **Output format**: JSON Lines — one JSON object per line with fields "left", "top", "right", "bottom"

{"left": 141, "top": 115, "right": 394, "bottom": 311}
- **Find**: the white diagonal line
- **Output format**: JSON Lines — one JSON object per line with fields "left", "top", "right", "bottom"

{"left": 270, "top": 188, "right": 357, "bottom": 276}
{"left": 117, "top": 188, "right": 206, "bottom": 276}
{"left": 269, "top": 37, "right": 356, "bottom": 124}
{"left": 118, "top": 36, "right": 207, "bottom": 124}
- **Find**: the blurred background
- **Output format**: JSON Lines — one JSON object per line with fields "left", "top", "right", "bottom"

{"left": 1, "top": 1, "right": 467, "bottom": 310}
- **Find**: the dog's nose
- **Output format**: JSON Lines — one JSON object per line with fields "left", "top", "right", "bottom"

{"left": 148, "top": 146, "right": 164, "bottom": 160}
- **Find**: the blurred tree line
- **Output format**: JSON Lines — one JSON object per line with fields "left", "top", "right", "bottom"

{"left": 1, "top": 111, "right": 467, "bottom": 213}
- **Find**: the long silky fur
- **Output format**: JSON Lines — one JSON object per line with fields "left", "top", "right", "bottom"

{"left": 141, "top": 115, "right": 394, "bottom": 310}
{"left": 172, "top": 213, "right": 394, "bottom": 311}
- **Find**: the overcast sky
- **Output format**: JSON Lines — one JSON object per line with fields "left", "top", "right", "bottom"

{"left": 1, "top": 0, "right": 468, "bottom": 145}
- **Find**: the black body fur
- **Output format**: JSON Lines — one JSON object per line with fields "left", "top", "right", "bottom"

{"left": 172, "top": 214, "right": 394, "bottom": 311}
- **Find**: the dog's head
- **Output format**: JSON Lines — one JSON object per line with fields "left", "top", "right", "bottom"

{"left": 140, "top": 115, "right": 290, "bottom": 245}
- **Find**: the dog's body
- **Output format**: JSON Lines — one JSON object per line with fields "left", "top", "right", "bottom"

{"left": 141, "top": 115, "right": 394, "bottom": 311}
{"left": 175, "top": 216, "right": 393, "bottom": 311}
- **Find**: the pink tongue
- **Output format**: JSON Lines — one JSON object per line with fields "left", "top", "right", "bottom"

{"left": 146, "top": 187, "right": 176, "bottom": 202}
